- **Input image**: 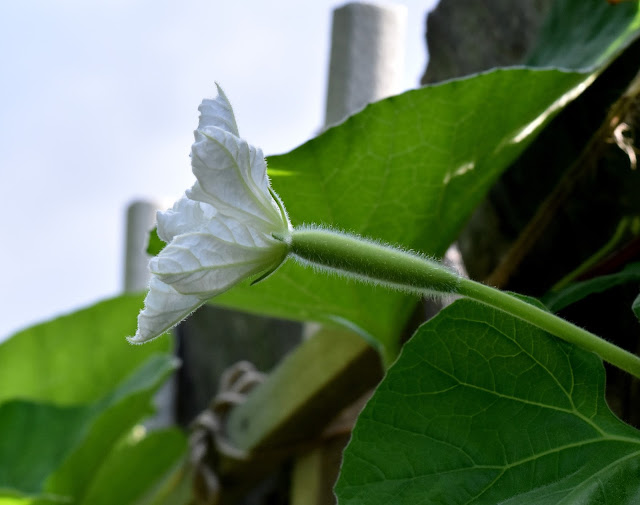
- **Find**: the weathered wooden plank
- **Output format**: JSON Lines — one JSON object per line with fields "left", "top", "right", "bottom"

{"left": 224, "top": 327, "right": 382, "bottom": 454}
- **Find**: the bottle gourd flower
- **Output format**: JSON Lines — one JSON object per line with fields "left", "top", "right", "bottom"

{"left": 129, "top": 85, "right": 291, "bottom": 344}
{"left": 127, "top": 85, "right": 640, "bottom": 381}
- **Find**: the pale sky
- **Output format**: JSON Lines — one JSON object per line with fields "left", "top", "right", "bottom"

{"left": 0, "top": 0, "right": 438, "bottom": 340}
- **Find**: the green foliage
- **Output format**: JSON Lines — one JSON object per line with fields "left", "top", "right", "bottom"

{"left": 543, "top": 262, "right": 640, "bottom": 312}
{"left": 5, "top": 1, "right": 640, "bottom": 504}
{"left": 0, "top": 295, "right": 170, "bottom": 405}
{"left": 0, "top": 401, "right": 92, "bottom": 497}
{"left": 210, "top": 0, "right": 640, "bottom": 358}
{"left": 219, "top": 69, "right": 589, "bottom": 356}
{"left": 525, "top": 0, "right": 640, "bottom": 68}
{"left": 146, "top": 227, "right": 165, "bottom": 256}
{"left": 0, "top": 297, "right": 185, "bottom": 503}
{"left": 36, "top": 356, "right": 178, "bottom": 504}
{"left": 79, "top": 428, "right": 187, "bottom": 505}
{"left": 331, "top": 2, "right": 640, "bottom": 503}
{"left": 335, "top": 299, "right": 640, "bottom": 504}
{"left": 0, "top": 356, "right": 176, "bottom": 500}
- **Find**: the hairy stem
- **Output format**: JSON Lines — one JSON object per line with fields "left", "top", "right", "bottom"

{"left": 288, "top": 227, "right": 640, "bottom": 378}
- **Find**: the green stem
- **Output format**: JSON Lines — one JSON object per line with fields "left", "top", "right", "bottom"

{"left": 288, "top": 227, "right": 640, "bottom": 379}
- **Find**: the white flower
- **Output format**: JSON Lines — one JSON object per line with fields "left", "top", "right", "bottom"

{"left": 129, "top": 84, "right": 291, "bottom": 344}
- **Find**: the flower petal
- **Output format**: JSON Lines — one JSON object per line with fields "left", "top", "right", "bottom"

{"left": 150, "top": 227, "right": 287, "bottom": 297}
{"left": 189, "top": 126, "right": 282, "bottom": 227}
{"left": 198, "top": 83, "right": 239, "bottom": 137}
{"left": 128, "top": 277, "right": 204, "bottom": 344}
{"left": 131, "top": 84, "right": 292, "bottom": 345}
{"left": 156, "top": 196, "right": 217, "bottom": 244}
{"left": 158, "top": 199, "right": 274, "bottom": 248}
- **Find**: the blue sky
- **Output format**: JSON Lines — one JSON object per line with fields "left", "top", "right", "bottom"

{"left": 0, "top": 1, "right": 438, "bottom": 340}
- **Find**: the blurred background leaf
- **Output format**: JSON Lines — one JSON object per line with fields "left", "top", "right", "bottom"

{"left": 0, "top": 296, "right": 181, "bottom": 502}
{"left": 0, "top": 295, "right": 171, "bottom": 405}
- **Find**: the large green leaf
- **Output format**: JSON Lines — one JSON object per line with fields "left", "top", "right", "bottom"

{"left": 0, "top": 355, "right": 177, "bottom": 500}
{"left": 335, "top": 299, "right": 640, "bottom": 504}
{"left": 0, "top": 295, "right": 171, "bottom": 405}
{"left": 210, "top": 3, "right": 640, "bottom": 356}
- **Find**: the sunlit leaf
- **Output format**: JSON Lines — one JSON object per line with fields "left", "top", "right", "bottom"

{"left": 0, "top": 295, "right": 171, "bottom": 405}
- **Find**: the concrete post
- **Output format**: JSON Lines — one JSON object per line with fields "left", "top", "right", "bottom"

{"left": 324, "top": 2, "right": 407, "bottom": 127}
{"left": 123, "top": 200, "right": 159, "bottom": 292}
{"left": 123, "top": 199, "right": 176, "bottom": 429}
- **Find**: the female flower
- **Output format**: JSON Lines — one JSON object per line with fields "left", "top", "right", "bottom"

{"left": 129, "top": 85, "right": 291, "bottom": 344}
